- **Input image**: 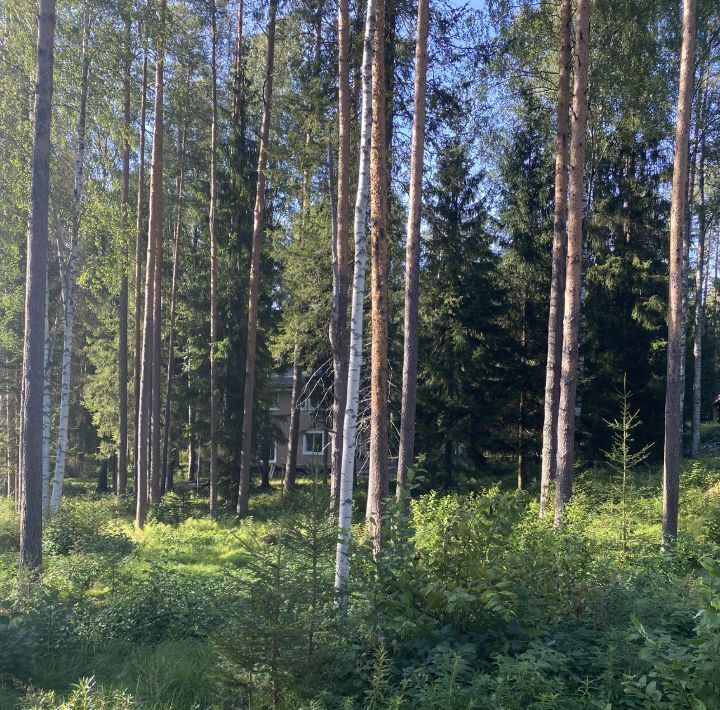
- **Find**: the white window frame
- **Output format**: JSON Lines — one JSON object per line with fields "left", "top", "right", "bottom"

{"left": 301, "top": 390, "right": 321, "bottom": 412}
{"left": 269, "top": 440, "right": 278, "bottom": 463}
{"left": 303, "top": 430, "right": 325, "bottom": 456}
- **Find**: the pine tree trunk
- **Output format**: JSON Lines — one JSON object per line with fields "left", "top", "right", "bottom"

{"left": 162, "top": 125, "right": 186, "bottom": 496}
{"left": 50, "top": 9, "right": 90, "bottom": 515}
{"left": 209, "top": 0, "right": 219, "bottom": 517}
{"left": 20, "top": 0, "right": 56, "bottom": 569}
{"left": 396, "top": 0, "right": 429, "bottom": 497}
{"left": 663, "top": 0, "right": 696, "bottom": 544}
{"left": 187, "top": 401, "right": 196, "bottom": 482}
{"left": 137, "top": 11, "right": 166, "bottom": 527}
{"left": 539, "top": 0, "right": 572, "bottom": 518}
{"left": 329, "top": 0, "right": 351, "bottom": 509}
{"left": 334, "top": 0, "right": 376, "bottom": 595}
{"left": 553, "top": 0, "right": 591, "bottom": 527}
{"left": 366, "top": 0, "right": 390, "bottom": 545}
{"left": 133, "top": 53, "right": 148, "bottom": 496}
{"left": 237, "top": 0, "right": 278, "bottom": 517}
{"left": 118, "top": 15, "right": 131, "bottom": 496}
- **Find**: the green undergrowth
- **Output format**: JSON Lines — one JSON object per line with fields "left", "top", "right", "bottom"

{"left": 1, "top": 453, "right": 720, "bottom": 708}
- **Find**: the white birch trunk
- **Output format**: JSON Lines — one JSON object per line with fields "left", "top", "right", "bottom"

{"left": 334, "top": 0, "right": 376, "bottom": 596}
{"left": 42, "top": 297, "right": 51, "bottom": 512}
{"left": 50, "top": 10, "right": 90, "bottom": 514}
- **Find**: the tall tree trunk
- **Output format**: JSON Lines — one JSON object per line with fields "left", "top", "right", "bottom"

{"left": 237, "top": 0, "right": 278, "bottom": 517}
{"left": 396, "top": 0, "right": 429, "bottom": 498}
{"left": 334, "top": 0, "right": 375, "bottom": 596}
{"left": 663, "top": 0, "right": 696, "bottom": 544}
{"left": 690, "top": 89, "right": 707, "bottom": 458}
{"left": 366, "top": 0, "right": 389, "bottom": 544}
{"left": 20, "top": 0, "right": 56, "bottom": 569}
{"left": 50, "top": 8, "right": 90, "bottom": 515}
{"left": 329, "top": 0, "right": 351, "bottom": 508}
{"left": 539, "top": 0, "right": 572, "bottom": 518}
{"left": 42, "top": 293, "right": 51, "bottom": 510}
{"left": 209, "top": 0, "right": 219, "bottom": 517}
{"left": 136, "top": 8, "right": 166, "bottom": 527}
{"left": 232, "top": 0, "right": 245, "bottom": 150}
{"left": 149, "top": 9, "right": 166, "bottom": 507}
{"left": 284, "top": 357, "right": 302, "bottom": 491}
{"left": 187, "top": 399, "right": 196, "bottom": 481}
{"left": 6, "top": 388, "right": 16, "bottom": 499}
{"left": 553, "top": 0, "right": 590, "bottom": 527}
{"left": 162, "top": 125, "right": 186, "bottom": 495}
{"left": 118, "top": 14, "right": 131, "bottom": 496}
{"left": 518, "top": 296, "right": 528, "bottom": 490}
{"left": 133, "top": 53, "right": 148, "bottom": 496}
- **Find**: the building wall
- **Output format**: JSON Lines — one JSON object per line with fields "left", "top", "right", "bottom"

{"left": 270, "top": 389, "right": 329, "bottom": 470}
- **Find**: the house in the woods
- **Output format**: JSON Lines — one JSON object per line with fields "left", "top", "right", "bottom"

{"left": 269, "top": 370, "right": 330, "bottom": 470}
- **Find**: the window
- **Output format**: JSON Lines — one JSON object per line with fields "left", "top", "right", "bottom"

{"left": 301, "top": 390, "right": 321, "bottom": 412}
{"left": 269, "top": 441, "right": 278, "bottom": 463}
{"left": 270, "top": 392, "right": 280, "bottom": 411}
{"left": 303, "top": 430, "right": 325, "bottom": 456}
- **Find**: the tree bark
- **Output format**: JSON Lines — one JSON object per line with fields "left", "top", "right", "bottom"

{"left": 209, "top": 0, "right": 219, "bottom": 517}
{"left": 237, "top": 0, "right": 278, "bottom": 516}
{"left": 690, "top": 85, "right": 707, "bottom": 458}
{"left": 136, "top": 7, "right": 166, "bottom": 527}
{"left": 663, "top": 0, "right": 696, "bottom": 544}
{"left": 42, "top": 293, "right": 52, "bottom": 510}
{"left": 539, "top": 0, "right": 572, "bottom": 518}
{"left": 50, "top": 8, "right": 90, "bottom": 515}
{"left": 366, "top": 0, "right": 389, "bottom": 545}
{"left": 149, "top": 9, "right": 166, "bottom": 508}
{"left": 553, "top": 0, "right": 591, "bottom": 527}
{"left": 118, "top": 13, "right": 131, "bottom": 496}
{"left": 133, "top": 53, "right": 148, "bottom": 497}
{"left": 329, "top": 0, "right": 351, "bottom": 508}
{"left": 334, "top": 0, "right": 376, "bottom": 596}
{"left": 396, "top": 0, "right": 429, "bottom": 498}
{"left": 20, "top": 0, "right": 56, "bottom": 569}
{"left": 162, "top": 125, "right": 186, "bottom": 496}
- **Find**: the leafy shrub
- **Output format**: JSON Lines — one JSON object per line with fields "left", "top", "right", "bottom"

{"left": 44, "top": 500, "right": 135, "bottom": 559}
{"left": 147, "top": 490, "right": 195, "bottom": 525}
{"left": 21, "top": 677, "right": 136, "bottom": 710}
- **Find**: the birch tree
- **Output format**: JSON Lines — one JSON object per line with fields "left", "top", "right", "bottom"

{"left": 50, "top": 7, "right": 90, "bottom": 514}
{"left": 237, "top": 0, "right": 278, "bottom": 517}
{"left": 335, "top": 0, "right": 376, "bottom": 594}
{"left": 553, "top": 0, "right": 591, "bottom": 527}
{"left": 663, "top": 0, "right": 696, "bottom": 543}
{"left": 20, "top": 0, "right": 56, "bottom": 569}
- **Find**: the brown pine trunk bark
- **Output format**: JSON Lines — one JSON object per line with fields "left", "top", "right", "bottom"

{"left": 237, "top": 0, "right": 278, "bottom": 517}
{"left": 161, "top": 125, "right": 187, "bottom": 496}
{"left": 330, "top": 0, "right": 351, "bottom": 508}
{"left": 209, "top": 0, "right": 219, "bottom": 517}
{"left": 663, "top": 0, "right": 696, "bottom": 544}
{"left": 539, "top": 0, "right": 572, "bottom": 518}
{"left": 366, "top": 0, "right": 389, "bottom": 544}
{"left": 136, "top": 9, "right": 166, "bottom": 526}
{"left": 20, "top": 0, "right": 56, "bottom": 570}
{"left": 553, "top": 0, "right": 591, "bottom": 527}
{"left": 396, "top": 0, "right": 429, "bottom": 498}
{"left": 118, "top": 15, "right": 131, "bottom": 496}
{"left": 133, "top": 53, "right": 148, "bottom": 497}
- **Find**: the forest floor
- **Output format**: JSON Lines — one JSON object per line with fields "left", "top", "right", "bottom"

{"left": 2, "top": 427, "right": 720, "bottom": 708}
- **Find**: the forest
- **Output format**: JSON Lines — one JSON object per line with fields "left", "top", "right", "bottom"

{"left": 2, "top": 0, "right": 720, "bottom": 705}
